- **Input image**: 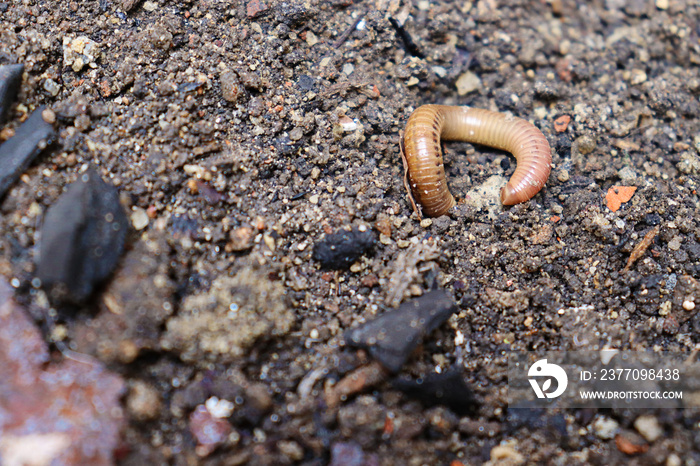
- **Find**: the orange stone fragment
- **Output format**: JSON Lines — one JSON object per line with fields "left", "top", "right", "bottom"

{"left": 606, "top": 185, "right": 637, "bottom": 212}
{"left": 553, "top": 115, "right": 571, "bottom": 132}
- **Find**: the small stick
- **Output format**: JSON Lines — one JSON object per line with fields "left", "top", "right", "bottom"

{"left": 333, "top": 16, "right": 363, "bottom": 49}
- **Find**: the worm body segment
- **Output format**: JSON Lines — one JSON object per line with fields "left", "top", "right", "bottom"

{"left": 403, "top": 105, "right": 552, "bottom": 217}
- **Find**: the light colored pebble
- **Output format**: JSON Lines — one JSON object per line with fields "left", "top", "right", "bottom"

{"left": 456, "top": 71, "right": 481, "bottom": 95}
{"left": 667, "top": 453, "right": 682, "bottom": 466}
{"left": 593, "top": 416, "right": 619, "bottom": 439}
{"left": 490, "top": 444, "right": 524, "bottom": 464}
{"left": 557, "top": 169, "right": 570, "bottom": 182}
{"left": 668, "top": 236, "right": 682, "bottom": 251}
{"left": 683, "top": 299, "right": 696, "bottom": 311}
{"left": 397, "top": 239, "right": 411, "bottom": 248}
{"left": 634, "top": 415, "right": 663, "bottom": 442}
{"left": 41, "top": 108, "right": 56, "bottom": 124}
{"left": 420, "top": 218, "right": 433, "bottom": 228}
{"left": 131, "top": 207, "right": 149, "bottom": 230}
{"left": 656, "top": 0, "right": 669, "bottom": 9}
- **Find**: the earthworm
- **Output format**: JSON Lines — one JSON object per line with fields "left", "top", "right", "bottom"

{"left": 402, "top": 105, "right": 552, "bottom": 217}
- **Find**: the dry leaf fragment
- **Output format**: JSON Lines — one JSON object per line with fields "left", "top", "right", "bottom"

{"left": 624, "top": 225, "right": 660, "bottom": 272}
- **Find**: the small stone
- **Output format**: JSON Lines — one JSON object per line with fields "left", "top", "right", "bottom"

{"left": 228, "top": 225, "right": 255, "bottom": 251}
{"left": 630, "top": 69, "right": 647, "bottom": 85}
{"left": 131, "top": 207, "right": 149, "bottom": 230}
{"left": 305, "top": 31, "right": 318, "bottom": 46}
{"left": 41, "top": 108, "right": 56, "bottom": 124}
{"left": 634, "top": 415, "right": 663, "bottom": 442}
{"left": 490, "top": 444, "right": 525, "bottom": 464}
{"left": 312, "top": 227, "right": 376, "bottom": 270}
{"left": 419, "top": 218, "right": 433, "bottom": 228}
{"left": 63, "top": 36, "right": 101, "bottom": 73}
{"left": 189, "top": 405, "right": 232, "bottom": 457}
{"left": 593, "top": 416, "right": 619, "bottom": 439}
{"left": 667, "top": 453, "right": 682, "bottom": 466}
{"left": 143, "top": 0, "right": 157, "bottom": 11}
{"left": 309, "top": 194, "right": 319, "bottom": 204}
{"left": 278, "top": 440, "right": 304, "bottom": 461}
{"left": 656, "top": 0, "right": 669, "bottom": 9}
{"left": 576, "top": 135, "right": 597, "bottom": 155}
{"left": 43, "top": 78, "right": 61, "bottom": 97}
{"left": 344, "top": 290, "right": 457, "bottom": 372}
{"left": 37, "top": 168, "right": 128, "bottom": 303}
{"left": 342, "top": 63, "right": 354, "bottom": 76}
{"left": 205, "top": 396, "right": 234, "bottom": 418}
{"left": 456, "top": 71, "right": 481, "bottom": 95}
{"left": 618, "top": 166, "right": 637, "bottom": 182}
{"left": 220, "top": 71, "right": 243, "bottom": 103}
{"left": 668, "top": 236, "right": 682, "bottom": 251}
{"left": 246, "top": 0, "right": 269, "bottom": 18}
{"left": 683, "top": 299, "right": 696, "bottom": 311}
{"left": 557, "top": 169, "right": 570, "bottom": 182}
{"left": 127, "top": 381, "right": 162, "bottom": 421}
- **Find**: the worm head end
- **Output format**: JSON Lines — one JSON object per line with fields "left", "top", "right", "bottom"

{"left": 500, "top": 183, "right": 520, "bottom": 205}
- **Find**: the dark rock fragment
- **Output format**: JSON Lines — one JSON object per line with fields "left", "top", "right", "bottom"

{"left": 392, "top": 370, "right": 476, "bottom": 415}
{"left": 0, "top": 106, "right": 55, "bottom": 198}
{"left": 344, "top": 290, "right": 457, "bottom": 372}
{"left": 37, "top": 168, "right": 129, "bottom": 303}
{"left": 0, "top": 63, "right": 23, "bottom": 124}
{"left": 312, "top": 226, "right": 375, "bottom": 270}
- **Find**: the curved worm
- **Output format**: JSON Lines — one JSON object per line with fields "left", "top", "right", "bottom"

{"left": 402, "top": 105, "right": 552, "bottom": 217}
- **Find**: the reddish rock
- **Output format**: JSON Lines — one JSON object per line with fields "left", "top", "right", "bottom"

{"left": 0, "top": 278, "right": 125, "bottom": 466}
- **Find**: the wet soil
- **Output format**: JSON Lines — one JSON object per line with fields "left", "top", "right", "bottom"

{"left": 1, "top": 0, "right": 700, "bottom": 465}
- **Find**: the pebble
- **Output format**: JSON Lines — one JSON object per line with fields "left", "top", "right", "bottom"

{"left": 344, "top": 290, "right": 456, "bottom": 372}
{"left": 277, "top": 440, "right": 304, "bottom": 461}
{"left": 143, "top": 0, "right": 157, "bottom": 11}
{"left": 419, "top": 218, "right": 433, "bottom": 228}
{"left": 131, "top": 207, "right": 150, "bottom": 230}
{"left": 667, "top": 453, "right": 682, "bottom": 466}
{"left": 683, "top": 299, "right": 695, "bottom": 311}
{"left": 618, "top": 166, "right": 637, "bottom": 182}
{"left": 456, "top": 71, "right": 481, "bottom": 95}
{"left": 576, "top": 135, "right": 597, "bottom": 155}
{"left": 37, "top": 168, "right": 128, "bottom": 303}
{"left": 41, "top": 108, "right": 56, "bottom": 124}
{"left": 656, "top": 0, "right": 669, "bottom": 9}
{"left": 593, "top": 416, "right": 619, "bottom": 439}
{"left": 220, "top": 71, "right": 243, "bottom": 103}
{"left": 43, "top": 78, "right": 61, "bottom": 97}
{"left": 668, "top": 236, "right": 682, "bottom": 251}
{"left": 62, "top": 36, "right": 101, "bottom": 72}
{"left": 557, "top": 169, "right": 570, "bottom": 182}
{"left": 490, "top": 444, "right": 525, "bottom": 464}
{"left": 634, "top": 415, "right": 663, "bottom": 442}
{"left": 127, "top": 381, "right": 162, "bottom": 421}
{"left": 312, "top": 226, "right": 375, "bottom": 270}
{"left": 629, "top": 69, "right": 647, "bottom": 85}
